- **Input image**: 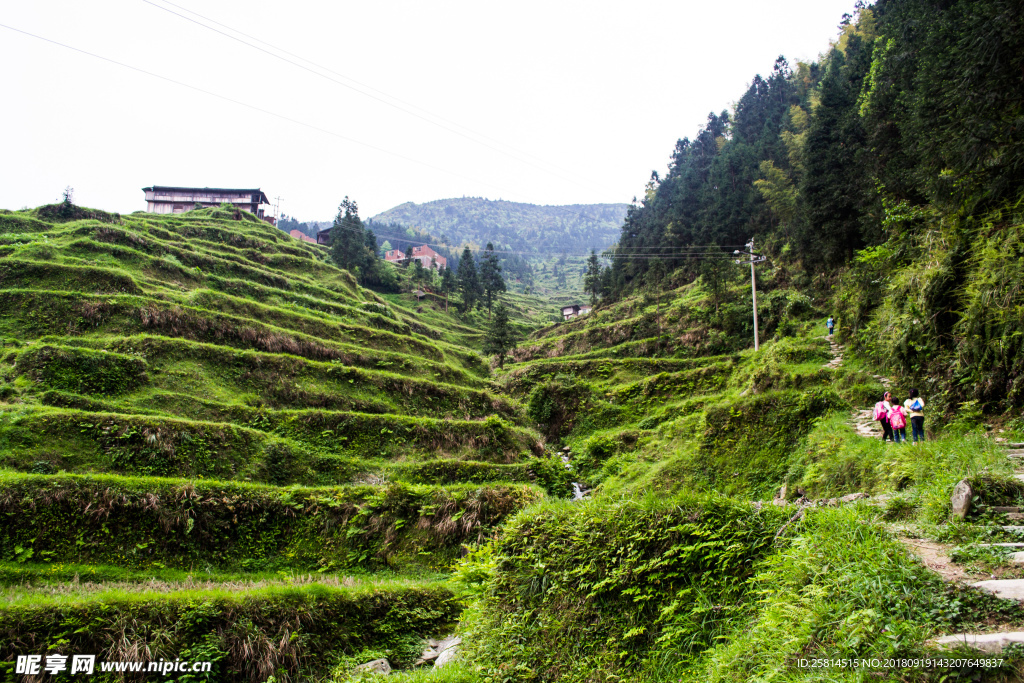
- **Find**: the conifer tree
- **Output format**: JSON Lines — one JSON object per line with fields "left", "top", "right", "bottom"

{"left": 584, "top": 250, "right": 602, "bottom": 304}
{"left": 484, "top": 302, "right": 517, "bottom": 369}
{"left": 330, "top": 197, "right": 373, "bottom": 277}
{"left": 479, "top": 242, "right": 506, "bottom": 318}
{"left": 457, "top": 246, "right": 482, "bottom": 312}
{"left": 440, "top": 265, "right": 456, "bottom": 312}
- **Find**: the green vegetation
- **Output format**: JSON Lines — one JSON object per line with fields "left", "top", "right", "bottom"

{"left": 0, "top": 201, "right": 565, "bottom": 680}
{"left": 4, "top": 1, "right": 1024, "bottom": 680}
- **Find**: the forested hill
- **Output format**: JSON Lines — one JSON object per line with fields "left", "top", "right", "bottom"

{"left": 607, "top": 0, "right": 1024, "bottom": 413}
{"left": 369, "top": 197, "right": 627, "bottom": 253}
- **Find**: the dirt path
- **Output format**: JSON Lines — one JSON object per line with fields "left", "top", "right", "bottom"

{"left": 897, "top": 537, "right": 977, "bottom": 583}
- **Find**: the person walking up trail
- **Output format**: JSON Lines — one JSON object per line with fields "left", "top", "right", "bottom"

{"left": 905, "top": 389, "right": 925, "bottom": 443}
{"left": 826, "top": 316, "right": 835, "bottom": 336}
{"left": 874, "top": 391, "right": 896, "bottom": 442}
{"left": 889, "top": 400, "right": 907, "bottom": 444}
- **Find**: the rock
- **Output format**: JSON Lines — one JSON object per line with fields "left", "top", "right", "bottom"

{"left": 932, "top": 631, "right": 1024, "bottom": 653}
{"left": 434, "top": 640, "right": 461, "bottom": 669}
{"left": 356, "top": 659, "right": 392, "bottom": 675}
{"left": 972, "top": 579, "right": 1024, "bottom": 601}
{"left": 777, "top": 483, "right": 788, "bottom": 501}
{"left": 1007, "top": 513, "right": 1024, "bottom": 522}
{"left": 419, "top": 648, "right": 438, "bottom": 662}
{"left": 561, "top": 446, "right": 571, "bottom": 453}
{"left": 951, "top": 480, "right": 973, "bottom": 519}
{"left": 839, "top": 492, "right": 869, "bottom": 503}
{"left": 992, "top": 507, "right": 1021, "bottom": 513}
{"left": 426, "top": 638, "right": 440, "bottom": 648}
{"left": 435, "top": 636, "right": 461, "bottom": 653}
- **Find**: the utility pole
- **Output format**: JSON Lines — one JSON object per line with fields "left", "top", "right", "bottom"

{"left": 273, "top": 196, "right": 284, "bottom": 222}
{"left": 734, "top": 239, "right": 767, "bottom": 351}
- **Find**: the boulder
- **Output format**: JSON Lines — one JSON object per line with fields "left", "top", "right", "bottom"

{"left": 435, "top": 645, "right": 460, "bottom": 669}
{"left": 356, "top": 659, "right": 391, "bottom": 675}
{"left": 951, "top": 480, "right": 973, "bottom": 519}
{"left": 433, "top": 636, "right": 462, "bottom": 669}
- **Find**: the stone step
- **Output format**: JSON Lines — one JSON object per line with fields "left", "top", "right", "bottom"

{"left": 991, "top": 507, "right": 1022, "bottom": 513}
{"left": 1007, "top": 442, "right": 1024, "bottom": 449}
{"left": 977, "top": 543, "right": 1024, "bottom": 548}
{"left": 1002, "top": 526, "right": 1024, "bottom": 533}
{"left": 932, "top": 631, "right": 1024, "bottom": 653}
{"left": 972, "top": 579, "right": 1024, "bottom": 601}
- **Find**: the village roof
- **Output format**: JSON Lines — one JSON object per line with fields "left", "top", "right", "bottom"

{"left": 142, "top": 186, "right": 270, "bottom": 204}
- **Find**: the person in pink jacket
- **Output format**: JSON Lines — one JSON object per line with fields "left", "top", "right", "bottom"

{"left": 889, "top": 400, "right": 907, "bottom": 444}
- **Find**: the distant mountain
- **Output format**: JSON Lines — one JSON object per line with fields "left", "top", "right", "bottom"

{"left": 369, "top": 197, "right": 628, "bottom": 254}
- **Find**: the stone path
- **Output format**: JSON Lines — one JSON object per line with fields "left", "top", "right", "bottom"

{"left": 821, "top": 335, "right": 893, "bottom": 439}
{"left": 820, "top": 336, "right": 1024, "bottom": 652}
{"left": 922, "top": 440, "right": 1024, "bottom": 653}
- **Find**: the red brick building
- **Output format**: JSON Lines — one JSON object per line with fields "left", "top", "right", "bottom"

{"left": 288, "top": 229, "right": 317, "bottom": 244}
{"left": 384, "top": 245, "right": 447, "bottom": 269}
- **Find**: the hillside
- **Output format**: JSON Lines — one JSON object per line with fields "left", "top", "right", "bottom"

{"left": 4, "top": 0, "right": 1024, "bottom": 679}
{"left": 604, "top": 0, "right": 1024, "bottom": 417}
{"left": 459, "top": 273, "right": 1024, "bottom": 682}
{"left": 0, "top": 202, "right": 570, "bottom": 681}
{"left": 369, "top": 197, "right": 627, "bottom": 253}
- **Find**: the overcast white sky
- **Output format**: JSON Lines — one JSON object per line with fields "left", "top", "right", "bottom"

{"left": 1, "top": 0, "right": 858, "bottom": 220}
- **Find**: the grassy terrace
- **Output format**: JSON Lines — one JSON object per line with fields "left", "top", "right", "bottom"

{"left": 0, "top": 203, "right": 564, "bottom": 679}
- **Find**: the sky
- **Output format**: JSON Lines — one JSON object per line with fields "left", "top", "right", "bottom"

{"left": 0, "top": 0, "right": 859, "bottom": 221}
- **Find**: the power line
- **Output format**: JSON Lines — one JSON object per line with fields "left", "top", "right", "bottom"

{"left": 151, "top": 0, "right": 604, "bottom": 191}
{"left": 0, "top": 22, "right": 542, "bottom": 201}
{"left": 5, "top": 18, "right": 628, "bottom": 233}
{"left": 140, "top": 0, "right": 622, "bottom": 199}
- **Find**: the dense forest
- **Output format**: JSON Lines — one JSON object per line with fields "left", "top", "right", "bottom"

{"left": 370, "top": 197, "right": 627, "bottom": 254}
{"left": 607, "top": 0, "right": 1024, "bottom": 413}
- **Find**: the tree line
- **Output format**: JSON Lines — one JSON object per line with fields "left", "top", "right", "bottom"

{"left": 601, "top": 0, "right": 1024, "bottom": 300}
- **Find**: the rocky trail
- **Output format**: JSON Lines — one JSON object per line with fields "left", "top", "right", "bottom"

{"left": 821, "top": 335, "right": 1024, "bottom": 653}
{"left": 915, "top": 439, "right": 1024, "bottom": 653}
{"left": 822, "top": 334, "right": 893, "bottom": 440}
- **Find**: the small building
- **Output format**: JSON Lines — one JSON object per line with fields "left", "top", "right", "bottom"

{"left": 561, "top": 304, "right": 592, "bottom": 320}
{"left": 142, "top": 186, "right": 270, "bottom": 218}
{"left": 288, "top": 229, "right": 317, "bottom": 245}
{"left": 384, "top": 245, "right": 447, "bottom": 270}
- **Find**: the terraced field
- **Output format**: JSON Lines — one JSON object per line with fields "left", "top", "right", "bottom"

{"left": 497, "top": 280, "right": 864, "bottom": 498}
{"left": 0, "top": 204, "right": 563, "bottom": 680}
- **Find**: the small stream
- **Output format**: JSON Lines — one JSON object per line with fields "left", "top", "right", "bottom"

{"left": 560, "top": 452, "right": 587, "bottom": 500}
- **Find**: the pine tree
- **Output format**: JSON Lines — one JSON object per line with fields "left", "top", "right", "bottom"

{"left": 440, "top": 266, "right": 456, "bottom": 312}
{"left": 584, "top": 250, "right": 602, "bottom": 304}
{"left": 457, "top": 246, "right": 482, "bottom": 313}
{"left": 479, "top": 242, "right": 506, "bottom": 318}
{"left": 330, "top": 197, "right": 373, "bottom": 277}
{"left": 483, "top": 303, "right": 517, "bottom": 369}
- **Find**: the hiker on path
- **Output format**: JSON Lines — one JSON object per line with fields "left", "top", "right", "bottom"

{"left": 826, "top": 316, "right": 835, "bottom": 336}
{"left": 904, "top": 389, "right": 925, "bottom": 443}
{"left": 875, "top": 391, "right": 896, "bottom": 442}
{"left": 889, "top": 399, "right": 907, "bottom": 444}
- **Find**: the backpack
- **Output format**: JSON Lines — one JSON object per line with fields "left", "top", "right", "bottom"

{"left": 873, "top": 402, "right": 888, "bottom": 422}
{"left": 889, "top": 407, "right": 906, "bottom": 430}
{"left": 909, "top": 398, "right": 923, "bottom": 411}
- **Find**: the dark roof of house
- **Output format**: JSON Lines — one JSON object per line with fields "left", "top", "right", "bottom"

{"left": 142, "top": 187, "right": 270, "bottom": 204}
